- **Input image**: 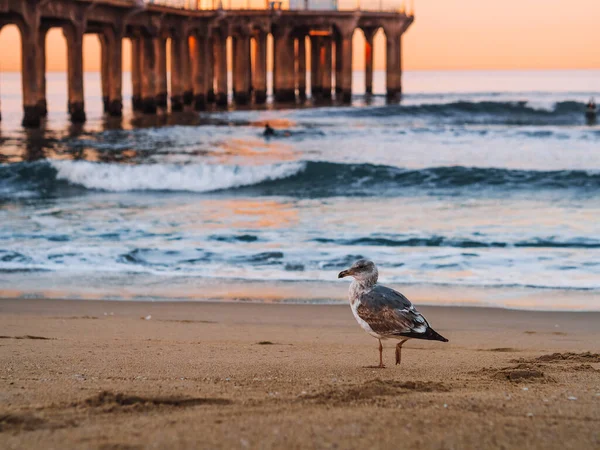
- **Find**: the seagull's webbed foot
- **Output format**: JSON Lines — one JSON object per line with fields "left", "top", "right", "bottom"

{"left": 363, "top": 339, "right": 387, "bottom": 369}
{"left": 377, "top": 339, "right": 386, "bottom": 369}
{"left": 395, "top": 339, "right": 409, "bottom": 366}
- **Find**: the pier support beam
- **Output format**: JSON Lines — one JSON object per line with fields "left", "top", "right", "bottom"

{"left": 364, "top": 29, "right": 375, "bottom": 95}
{"left": 310, "top": 36, "right": 321, "bottom": 100}
{"left": 206, "top": 37, "right": 215, "bottom": 103}
{"left": 191, "top": 33, "right": 207, "bottom": 111}
{"left": 296, "top": 35, "right": 307, "bottom": 101}
{"left": 320, "top": 36, "right": 332, "bottom": 100}
{"left": 170, "top": 36, "right": 184, "bottom": 111}
{"left": 155, "top": 37, "right": 168, "bottom": 110}
{"left": 253, "top": 31, "right": 267, "bottom": 104}
{"left": 140, "top": 35, "right": 157, "bottom": 114}
{"left": 273, "top": 30, "right": 295, "bottom": 103}
{"left": 334, "top": 37, "right": 342, "bottom": 95}
{"left": 386, "top": 31, "right": 401, "bottom": 101}
{"left": 338, "top": 32, "right": 352, "bottom": 103}
{"left": 35, "top": 26, "right": 48, "bottom": 117}
{"left": 21, "top": 23, "right": 41, "bottom": 127}
{"left": 181, "top": 36, "right": 193, "bottom": 107}
{"left": 213, "top": 35, "right": 228, "bottom": 106}
{"left": 63, "top": 24, "right": 86, "bottom": 123}
{"left": 131, "top": 36, "right": 142, "bottom": 112}
{"left": 233, "top": 34, "right": 250, "bottom": 105}
{"left": 105, "top": 27, "right": 123, "bottom": 117}
{"left": 100, "top": 34, "right": 110, "bottom": 113}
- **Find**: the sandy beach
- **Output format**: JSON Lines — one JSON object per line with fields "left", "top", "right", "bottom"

{"left": 1, "top": 298, "right": 599, "bottom": 449}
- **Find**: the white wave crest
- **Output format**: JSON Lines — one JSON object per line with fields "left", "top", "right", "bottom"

{"left": 50, "top": 160, "right": 306, "bottom": 192}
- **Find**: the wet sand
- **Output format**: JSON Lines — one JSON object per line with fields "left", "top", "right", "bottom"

{"left": 1, "top": 299, "right": 599, "bottom": 449}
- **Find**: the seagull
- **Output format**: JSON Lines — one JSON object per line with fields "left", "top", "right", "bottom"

{"left": 338, "top": 259, "right": 448, "bottom": 368}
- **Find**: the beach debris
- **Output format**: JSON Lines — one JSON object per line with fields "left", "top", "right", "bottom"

{"left": 535, "top": 352, "right": 600, "bottom": 363}
{"left": 0, "top": 335, "right": 54, "bottom": 340}
{"left": 301, "top": 379, "right": 450, "bottom": 405}
{"left": 0, "top": 412, "right": 49, "bottom": 433}
{"left": 443, "top": 403, "right": 448, "bottom": 408}
{"left": 257, "top": 341, "right": 274, "bottom": 345}
{"left": 142, "top": 315, "right": 152, "bottom": 320}
{"left": 567, "top": 396, "right": 577, "bottom": 401}
{"left": 522, "top": 387, "right": 529, "bottom": 391}
{"left": 240, "top": 439, "right": 250, "bottom": 448}
{"left": 78, "top": 391, "right": 232, "bottom": 409}
{"left": 526, "top": 412, "right": 534, "bottom": 417}
{"left": 488, "top": 364, "right": 551, "bottom": 383}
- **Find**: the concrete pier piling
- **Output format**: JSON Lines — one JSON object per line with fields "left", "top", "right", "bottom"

{"left": 385, "top": 31, "right": 401, "bottom": 101}
{"left": 273, "top": 29, "right": 296, "bottom": 103}
{"left": 0, "top": 1, "right": 412, "bottom": 127}
{"left": 156, "top": 37, "right": 168, "bottom": 110}
{"left": 363, "top": 29, "right": 375, "bottom": 95}
{"left": 191, "top": 34, "right": 208, "bottom": 111}
{"left": 320, "top": 37, "right": 333, "bottom": 100}
{"left": 106, "top": 28, "right": 123, "bottom": 117}
{"left": 170, "top": 36, "right": 184, "bottom": 112}
{"left": 206, "top": 37, "right": 216, "bottom": 103}
{"left": 296, "top": 36, "right": 307, "bottom": 101}
{"left": 131, "top": 36, "right": 143, "bottom": 113}
{"left": 310, "top": 36, "right": 322, "bottom": 100}
{"left": 233, "top": 33, "right": 251, "bottom": 105}
{"left": 36, "top": 27, "right": 48, "bottom": 117}
{"left": 64, "top": 24, "right": 86, "bottom": 122}
{"left": 213, "top": 34, "right": 228, "bottom": 107}
{"left": 140, "top": 35, "right": 158, "bottom": 114}
{"left": 100, "top": 34, "right": 110, "bottom": 113}
{"left": 338, "top": 32, "right": 353, "bottom": 103}
{"left": 181, "top": 37, "right": 193, "bottom": 107}
{"left": 252, "top": 31, "right": 267, "bottom": 104}
{"left": 21, "top": 23, "right": 41, "bottom": 127}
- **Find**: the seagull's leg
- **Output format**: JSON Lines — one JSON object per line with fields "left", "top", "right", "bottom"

{"left": 378, "top": 339, "right": 386, "bottom": 368}
{"left": 395, "top": 339, "right": 409, "bottom": 365}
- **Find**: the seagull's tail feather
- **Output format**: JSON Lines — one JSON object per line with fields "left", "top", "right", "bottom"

{"left": 425, "top": 327, "right": 449, "bottom": 342}
{"left": 399, "top": 327, "right": 449, "bottom": 342}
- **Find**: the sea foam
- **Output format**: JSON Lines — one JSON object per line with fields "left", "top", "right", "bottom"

{"left": 50, "top": 160, "right": 306, "bottom": 193}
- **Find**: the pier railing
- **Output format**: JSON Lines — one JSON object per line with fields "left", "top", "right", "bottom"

{"left": 144, "top": 0, "right": 411, "bottom": 12}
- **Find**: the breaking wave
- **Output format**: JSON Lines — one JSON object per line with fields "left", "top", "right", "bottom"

{"left": 1, "top": 159, "right": 599, "bottom": 198}
{"left": 315, "top": 100, "right": 588, "bottom": 125}
{"left": 0, "top": 160, "right": 305, "bottom": 197}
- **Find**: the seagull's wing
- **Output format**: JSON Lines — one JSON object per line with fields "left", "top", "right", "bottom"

{"left": 356, "top": 285, "right": 444, "bottom": 340}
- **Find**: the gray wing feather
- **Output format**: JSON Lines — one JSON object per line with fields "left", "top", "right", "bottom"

{"left": 357, "top": 285, "right": 429, "bottom": 336}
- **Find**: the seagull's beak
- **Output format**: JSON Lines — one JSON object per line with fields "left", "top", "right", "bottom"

{"left": 338, "top": 269, "right": 351, "bottom": 279}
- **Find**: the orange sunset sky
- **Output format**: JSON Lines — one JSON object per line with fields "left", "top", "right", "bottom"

{"left": 0, "top": 0, "right": 599, "bottom": 71}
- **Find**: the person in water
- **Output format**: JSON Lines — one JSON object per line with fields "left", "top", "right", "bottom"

{"left": 587, "top": 97, "right": 596, "bottom": 110}
{"left": 263, "top": 123, "right": 275, "bottom": 136}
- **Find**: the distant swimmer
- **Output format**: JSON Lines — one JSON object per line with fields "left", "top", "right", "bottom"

{"left": 587, "top": 97, "right": 596, "bottom": 109}
{"left": 586, "top": 97, "right": 597, "bottom": 124}
{"left": 263, "top": 123, "right": 275, "bottom": 137}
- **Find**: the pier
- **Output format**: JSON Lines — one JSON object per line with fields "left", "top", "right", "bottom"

{"left": 0, "top": 0, "right": 413, "bottom": 127}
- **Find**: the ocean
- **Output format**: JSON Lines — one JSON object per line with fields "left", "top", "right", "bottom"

{"left": 1, "top": 69, "right": 599, "bottom": 310}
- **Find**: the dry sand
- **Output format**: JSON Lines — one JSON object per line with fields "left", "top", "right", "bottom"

{"left": 1, "top": 298, "right": 599, "bottom": 449}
